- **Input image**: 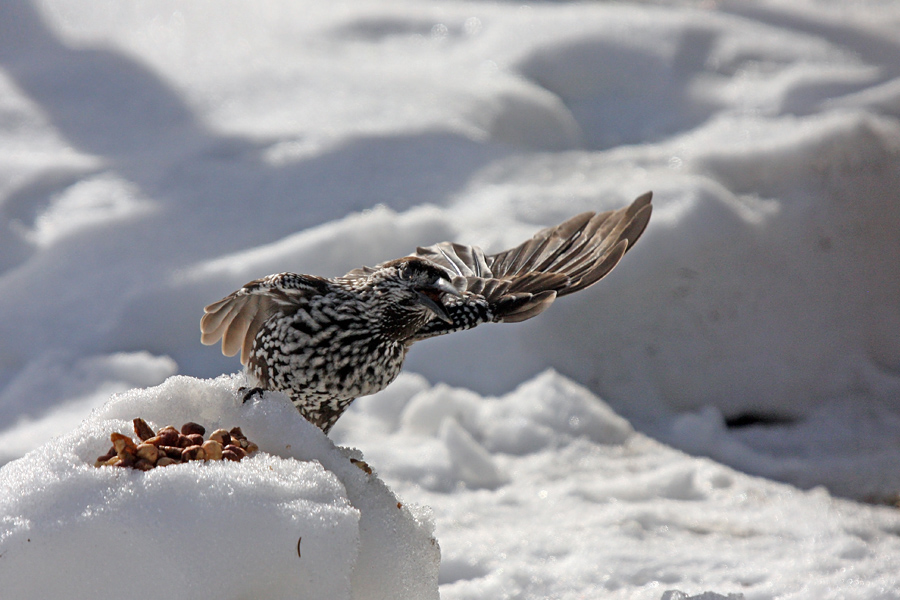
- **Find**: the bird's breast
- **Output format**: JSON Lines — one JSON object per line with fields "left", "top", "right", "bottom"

{"left": 249, "top": 300, "right": 407, "bottom": 401}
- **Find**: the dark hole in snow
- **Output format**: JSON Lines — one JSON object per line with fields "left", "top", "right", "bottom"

{"left": 725, "top": 413, "right": 796, "bottom": 429}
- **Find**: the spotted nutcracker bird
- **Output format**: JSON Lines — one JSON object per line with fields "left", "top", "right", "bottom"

{"left": 201, "top": 192, "right": 652, "bottom": 432}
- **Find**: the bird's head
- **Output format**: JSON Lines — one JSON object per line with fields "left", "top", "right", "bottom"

{"left": 373, "top": 257, "right": 462, "bottom": 328}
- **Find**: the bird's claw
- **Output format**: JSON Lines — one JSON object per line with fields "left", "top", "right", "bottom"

{"left": 239, "top": 386, "right": 265, "bottom": 404}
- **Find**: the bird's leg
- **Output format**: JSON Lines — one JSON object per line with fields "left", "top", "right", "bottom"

{"left": 239, "top": 386, "right": 266, "bottom": 403}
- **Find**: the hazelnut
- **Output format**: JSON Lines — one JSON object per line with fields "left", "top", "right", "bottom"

{"left": 134, "top": 459, "right": 155, "bottom": 471}
{"left": 181, "top": 422, "right": 206, "bottom": 437}
{"left": 209, "top": 429, "right": 231, "bottom": 447}
{"left": 224, "top": 444, "right": 246, "bottom": 458}
{"left": 154, "top": 429, "right": 180, "bottom": 447}
{"left": 159, "top": 445, "right": 184, "bottom": 460}
{"left": 181, "top": 445, "right": 207, "bottom": 462}
{"left": 132, "top": 418, "right": 156, "bottom": 441}
{"left": 202, "top": 440, "right": 223, "bottom": 460}
{"left": 111, "top": 432, "right": 137, "bottom": 458}
{"left": 94, "top": 451, "right": 116, "bottom": 468}
{"left": 94, "top": 420, "right": 257, "bottom": 469}
{"left": 111, "top": 455, "right": 135, "bottom": 468}
{"left": 136, "top": 443, "right": 159, "bottom": 463}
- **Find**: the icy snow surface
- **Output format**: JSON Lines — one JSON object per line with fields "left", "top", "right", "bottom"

{"left": 2, "top": 0, "right": 900, "bottom": 598}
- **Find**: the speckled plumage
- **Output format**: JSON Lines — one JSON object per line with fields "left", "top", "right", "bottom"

{"left": 201, "top": 192, "right": 652, "bottom": 432}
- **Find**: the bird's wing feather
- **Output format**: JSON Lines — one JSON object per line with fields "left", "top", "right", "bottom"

{"left": 414, "top": 241, "right": 493, "bottom": 279}
{"left": 411, "top": 192, "right": 652, "bottom": 332}
{"left": 341, "top": 265, "right": 378, "bottom": 279}
{"left": 487, "top": 191, "right": 652, "bottom": 295}
{"left": 200, "top": 273, "right": 329, "bottom": 364}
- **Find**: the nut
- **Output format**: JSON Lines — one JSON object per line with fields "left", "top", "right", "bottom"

{"left": 111, "top": 454, "right": 136, "bottom": 468}
{"left": 181, "top": 445, "right": 207, "bottom": 462}
{"left": 209, "top": 429, "right": 231, "bottom": 447}
{"left": 159, "top": 445, "right": 184, "bottom": 460}
{"left": 160, "top": 430, "right": 181, "bottom": 447}
{"left": 132, "top": 418, "right": 156, "bottom": 441}
{"left": 111, "top": 432, "right": 137, "bottom": 458}
{"left": 181, "top": 422, "right": 206, "bottom": 437}
{"left": 134, "top": 458, "right": 155, "bottom": 471}
{"left": 222, "top": 444, "right": 248, "bottom": 461}
{"left": 94, "top": 419, "right": 258, "bottom": 470}
{"left": 149, "top": 429, "right": 179, "bottom": 447}
{"left": 202, "top": 440, "right": 223, "bottom": 461}
{"left": 224, "top": 444, "right": 246, "bottom": 458}
{"left": 135, "top": 443, "right": 159, "bottom": 463}
{"left": 94, "top": 451, "right": 116, "bottom": 467}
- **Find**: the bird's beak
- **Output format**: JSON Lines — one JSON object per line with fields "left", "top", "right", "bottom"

{"left": 416, "top": 278, "right": 462, "bottom": 325}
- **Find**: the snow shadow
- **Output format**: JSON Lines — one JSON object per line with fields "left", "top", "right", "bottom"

{"left": 720, "top": 2, "right": 900, "bottom": 116}
{"left": 516, "top": 27, "right": 722, "bottom": 150}
{"left": 0, "top": 0, "right": 500, "bottom": 272}
{"left": 0, "top": 0, "right": 507, "bottom": 415}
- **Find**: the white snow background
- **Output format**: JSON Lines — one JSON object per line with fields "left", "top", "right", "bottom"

{"left": 1, "top": 0, "right": 900, "bottom": 598}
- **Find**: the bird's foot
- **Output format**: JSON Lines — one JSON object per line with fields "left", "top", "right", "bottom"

{"left": 239, "top": 386, "right": 265, "bottom": 404}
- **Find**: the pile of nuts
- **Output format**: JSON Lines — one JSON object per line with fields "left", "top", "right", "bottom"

{"left": 94, "top": 418, "right": 259, "bottom": 471}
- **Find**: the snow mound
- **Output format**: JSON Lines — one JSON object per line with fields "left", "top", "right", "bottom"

{"left": 0, "top": 375, "right": 439, "bottom": 600}
{"left": 333, "top": 370, "right": 632, "bottom": 492}
{"left": 335, "top": 371, "right": 900, "bottom": 600}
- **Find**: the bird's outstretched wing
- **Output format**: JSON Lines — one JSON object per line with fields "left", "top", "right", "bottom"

{"left": 200, "top": 273, "right": 330, "bottom": 365}
{"left": 410, "top": 191, "right": 652, "bottom": 337}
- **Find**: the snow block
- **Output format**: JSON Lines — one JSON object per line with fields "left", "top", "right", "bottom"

{"left": 0, "top": 374, "right": 439, "bottom": 600}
